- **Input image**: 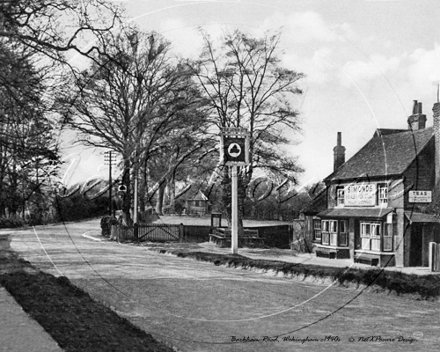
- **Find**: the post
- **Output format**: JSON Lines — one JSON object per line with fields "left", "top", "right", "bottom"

{"left": 133, "top": 171, "right": 138, "bottom": 224}
{"left": 108, "top": 151, "right": 112, "bottom": 216}
{"left": 231, "top": 165, "right": 238, "bottom": 254}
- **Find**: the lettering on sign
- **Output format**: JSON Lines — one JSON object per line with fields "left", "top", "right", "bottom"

{"left": 345, "top": 183, "right": 377, "bottom": 206}
{"left": 408, "top": 190, "right": 432, "bottom": 203}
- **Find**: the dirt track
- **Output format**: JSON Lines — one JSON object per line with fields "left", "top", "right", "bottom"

{"left": 2, "top": 219, "right": 440, "bottom": 352}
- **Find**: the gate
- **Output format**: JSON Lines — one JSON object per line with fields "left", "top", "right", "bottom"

{"left": 111, "top": 224, "right": 182, "bottom": 242}
{"left": 138, "top": 224, "right": 181, "bottom": 242}
{"left": 429, "top": 242, "right": 440, "bottom": 272}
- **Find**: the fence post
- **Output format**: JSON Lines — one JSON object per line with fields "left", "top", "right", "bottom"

{"left": 179, "top": 223, "right": 184, "bottom": 242}
{"left": 134, "top": 223, "right": 139, "bottom": 242}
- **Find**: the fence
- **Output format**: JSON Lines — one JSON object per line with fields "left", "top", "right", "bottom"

{"left": 429, "top": 242, "right": 440, "bottom": 272}
{"left": 110, "top": 223, "right": 293, "bottom": 248}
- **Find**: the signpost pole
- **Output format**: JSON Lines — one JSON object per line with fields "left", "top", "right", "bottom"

{"left": 108, "top": 151, "right": 112, "bottom": 217}
{"left": 231, "top": 165, "right": 238, "bottom": 254}
{"left": 134, "top": 172, "right": 138, "bottom": 224}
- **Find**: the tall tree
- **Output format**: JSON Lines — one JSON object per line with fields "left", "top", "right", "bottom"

{"left": 0, "top": 42, "right": 60, "bottom": 219}
{"left": 190, "top": 29, "right": 304, "bottom": 230}
{"left": 0, "top": 0, "right": 123, "bottom": 65}
{"left": 61, "top": 28, "right": 210, "bottom": 223}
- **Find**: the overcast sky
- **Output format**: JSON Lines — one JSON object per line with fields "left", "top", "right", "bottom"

{"left": 63, "top": 0, "right": 440, "bottom": 189}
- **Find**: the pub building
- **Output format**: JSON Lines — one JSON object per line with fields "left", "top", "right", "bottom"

{"left": 302, "top": 99, "right": 440, "bottom": 267}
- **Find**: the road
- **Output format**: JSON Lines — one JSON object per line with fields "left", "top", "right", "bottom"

{"left": 2, "top": 219, "right": 439, "bottom": 352}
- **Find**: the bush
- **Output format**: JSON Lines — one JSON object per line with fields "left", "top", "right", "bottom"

{"left": 100, "top": 216, "right": 117, "bottom": 237}
{"left": 0, "top": 217, "right": 25, "bottom": 229}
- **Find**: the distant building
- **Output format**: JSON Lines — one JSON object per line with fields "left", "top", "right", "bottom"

{"left": 302, "top": 100, "right": 440, "bottom": 267}
{"left": 184, "top": 190, "right": 210, "bottom": 216}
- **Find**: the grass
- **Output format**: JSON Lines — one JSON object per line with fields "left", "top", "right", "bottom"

{"left": 0, "top": 236, "right": 174, "bottom": 352}
{"left": 159, "top": 249, "right": 440, "bottom": 300}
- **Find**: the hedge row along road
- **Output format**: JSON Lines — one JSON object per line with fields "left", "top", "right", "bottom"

{"left": 2, "top": 219, "right": 439, "bottom": 352}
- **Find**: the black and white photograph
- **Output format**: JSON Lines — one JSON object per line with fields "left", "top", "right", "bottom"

{"left": 1, "top": 1, "right": 439, "bottom": 351}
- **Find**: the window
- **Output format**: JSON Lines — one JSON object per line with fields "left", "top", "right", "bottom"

{"left": 322, "top": 220, "right": 330, "bottom": 245}
{"left": 360, "top": 221, "right": 382, "bottom": 251}
{"left": 339, "top": 220, "right": 348, "bottom": 247}
{"left": 320, "top": 219, "right": 349, "bottom": 247}
{"left": 377, "top": 184, "right": 388, "bottom": 206}
{"left": 383, "top": 223, "right": 393, "bottom": 252}
{"left": 313, "top": 219, "right": 322, "bottom": 241}
{"left": 336, "top": 187, "right": 345, "bottom": 206}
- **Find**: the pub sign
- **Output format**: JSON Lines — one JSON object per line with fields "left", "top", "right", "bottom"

{"left": 220, "top": 127, "right": 250, "bottom": 166}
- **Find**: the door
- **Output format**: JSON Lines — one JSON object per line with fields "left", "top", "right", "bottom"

{"left": 409, "top": 224, "right": 423, "bottom": 266}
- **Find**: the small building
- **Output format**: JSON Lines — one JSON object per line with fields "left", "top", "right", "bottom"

{"left": 302, "top": 100, "right": 440, "bottom": 267}
{"left": 184, "top": 190, "right": 210, "bottom": 216}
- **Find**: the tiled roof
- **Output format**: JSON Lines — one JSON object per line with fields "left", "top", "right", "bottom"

{"left": 190, "top": 190, "right": 208, "bottom": 201}
{"left": 325, "top": 127, "right": 434, "bottom": 182}
{"left": 405, "top": 211, "right": 440, "bottom": 223}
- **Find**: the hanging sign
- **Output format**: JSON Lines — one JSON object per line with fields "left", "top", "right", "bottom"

{"left": 220, "top": 127, "right": 250, "bottom": 166}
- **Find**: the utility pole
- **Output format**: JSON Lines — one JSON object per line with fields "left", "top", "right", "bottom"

{"left": 104, "top": 151, "right": 117, "bottom": 217}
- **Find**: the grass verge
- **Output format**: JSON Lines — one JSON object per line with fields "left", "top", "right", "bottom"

{"left": 159, "top": 249, "right": 440, "bottom": 300}
{"left": 0, "top": 236, "right": 174, "bottom": 352}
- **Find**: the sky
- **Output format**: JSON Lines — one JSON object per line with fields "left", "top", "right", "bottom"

{"left": 62, "top": 0, "right": 440, "bottom": 190}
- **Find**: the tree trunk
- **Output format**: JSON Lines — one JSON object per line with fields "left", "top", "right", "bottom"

{"left": 155, "top": 182, "right": 166, "bottom": 216}
{"left": 122, "top": 158, "right": 131, "bottom": 225}
{"left": 168, "top": 176, "right": 176, "bottom": 215}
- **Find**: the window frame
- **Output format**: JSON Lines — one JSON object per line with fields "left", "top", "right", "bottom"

{"left": 377, "top": 183, "right": 388, "bottom": 207}
{"left": 336, "top": 186, "right": 345, "bottom": 207}
{"left": 360, "top": 221, "right": 382, "bottom": 251}
{"left": 313, "top": 219, "right": 322, "bottom": 241}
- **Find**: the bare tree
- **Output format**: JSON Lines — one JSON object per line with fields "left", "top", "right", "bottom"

{"left": 0, "top": 0, "right": 124, "bottom": 65}
{"left": 62, "top": 28, "right": 210, "bottom": 223}
{"left": 190, "top": 29, "right": 304, "bottom": 229}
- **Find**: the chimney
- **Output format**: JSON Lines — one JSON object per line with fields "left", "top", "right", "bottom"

{"left": 333, "top": 132, "right": 346, "bottom": 171}
{"left": 408, "top": 100, "right": 427, "bottom": 130}
{"left": 433, "top": 100, "right": 440, "bottom": 183}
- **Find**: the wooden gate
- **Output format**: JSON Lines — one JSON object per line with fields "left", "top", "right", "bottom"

{"left": 111, "top": 224, "right": 181, "bottom": 242}
{"left": 138, "top": 224, "right": 181, "bottom": 242}
{"left": 429, "top": 242, "right": 440, "bottom": 272}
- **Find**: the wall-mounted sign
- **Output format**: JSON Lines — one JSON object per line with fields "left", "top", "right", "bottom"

{"left": 345, "top": 183, "right": 377, "bottom": 206}
{"left": 409, "top": 190, "right": 432, "bottom": 203}
{"left": 220, "top": 127, "right": 250, "bottom": 166}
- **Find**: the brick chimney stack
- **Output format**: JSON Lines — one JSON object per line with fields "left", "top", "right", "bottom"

{"left": 433, "top": 100, "right": 440, "bottom": 183}
{"left": 408, "top": 100, "right": 427, "bottom": 130}
{"left": 333, "top": 132, "right": 346, "bottom": 171}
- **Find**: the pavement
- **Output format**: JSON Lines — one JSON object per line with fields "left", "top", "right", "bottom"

{"left": 0, "top": 287, "right": 63, "bottom": 352}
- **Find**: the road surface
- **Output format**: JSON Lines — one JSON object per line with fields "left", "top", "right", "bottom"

{"left": 2, "top": 220, "right": 439, "bottom": 352}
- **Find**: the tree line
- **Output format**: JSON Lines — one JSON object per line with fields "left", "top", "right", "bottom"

{"left": 0, "top": 1, "right": 306, "bottom": 229}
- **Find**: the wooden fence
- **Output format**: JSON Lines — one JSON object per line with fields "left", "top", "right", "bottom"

{"left": 429, "top": 242, "right": 440, "bottom": 272}
{"left": 109, "top": 223, "right": 292, "bottom": 248}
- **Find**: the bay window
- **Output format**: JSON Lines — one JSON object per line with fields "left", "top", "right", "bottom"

{"left": 360, "top": 221, "right": 381, "bottom": 251}
{"left": 313, "top": 219, "right": 322, "bottom": 241}
{"left": 320, "top": 219, "right": 348, "bottom": 247}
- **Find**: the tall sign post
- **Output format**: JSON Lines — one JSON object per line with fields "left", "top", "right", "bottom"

{"left": 104, "top": 151, "right": 117, "bottom": 216}
{"left": 220, "top": 127, "right": 250, "bottom": 254}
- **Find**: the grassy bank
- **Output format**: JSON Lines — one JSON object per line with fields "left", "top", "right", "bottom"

{"left": 159, "top": 249, "right": 440, "bottom": 300}
{"left": 0, "top": 237, "right": 173, "bottom": 352}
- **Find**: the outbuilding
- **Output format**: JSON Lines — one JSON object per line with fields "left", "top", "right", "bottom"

{"left": 302, "top": 100, "right": 440, "bottom": 267}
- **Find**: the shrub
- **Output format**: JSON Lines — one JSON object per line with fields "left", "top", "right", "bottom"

{"left": 100, "top": 216, "right": 117, "bottom": 237}
{"left": 0, "top": 217, "right": 25, "bottom": 229}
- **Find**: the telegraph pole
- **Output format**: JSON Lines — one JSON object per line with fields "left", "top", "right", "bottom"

{"left": 104, "top": 151, "right": 117, "bottom": 217}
